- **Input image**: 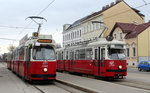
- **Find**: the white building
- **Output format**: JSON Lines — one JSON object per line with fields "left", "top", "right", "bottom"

{"left": 63, "top": 17, "right": 86, "bottom": 47}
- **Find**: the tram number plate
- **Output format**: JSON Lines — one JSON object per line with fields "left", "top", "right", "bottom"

{"left": 42, "top": 65, "right": 48, "bottom": 67}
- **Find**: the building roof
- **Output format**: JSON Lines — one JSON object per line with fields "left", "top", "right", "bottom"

{"left": 110, "top": 22, "right": 150, "bottom": 39}
{"left": 65, "top": 0, "right": 145, "bottom": 31}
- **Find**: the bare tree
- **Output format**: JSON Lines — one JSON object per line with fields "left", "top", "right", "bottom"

{"left": 7, "top": 45, "right": 16, "bottom": 52}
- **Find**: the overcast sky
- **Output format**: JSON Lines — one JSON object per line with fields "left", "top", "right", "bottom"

{"left": 0, "top": 0, "right": 150, "bottom": 54}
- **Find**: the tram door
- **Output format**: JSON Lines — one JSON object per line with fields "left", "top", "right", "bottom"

{"left": 70, "top": 51, "right": 74, "bottom": 72}
{"left": 94, "top": 47, "right": 105, "bottom": 77}
{"left": 25, "top": 47, "right": 30, "bottom": 79}
{"left": 100, "top": 47, "right": 106, "bottom": 76}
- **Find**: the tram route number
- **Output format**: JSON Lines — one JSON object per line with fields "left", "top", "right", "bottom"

{"left": 42, "top": 62, "right": 48, "bottom": 67}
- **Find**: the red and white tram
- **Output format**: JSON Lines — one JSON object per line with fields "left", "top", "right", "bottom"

{"left": 56, "top": 38, "right": 127, "bottom": 79}
{"left": 7, "top": 33, "right": 56, "bottom": 81}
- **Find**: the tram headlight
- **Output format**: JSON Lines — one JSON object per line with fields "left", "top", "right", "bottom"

{"left": 118, "top": 65, "right": 122, "bottom": 69}
{"left": 43, "top": 68, "right": 48, "bottom": 72}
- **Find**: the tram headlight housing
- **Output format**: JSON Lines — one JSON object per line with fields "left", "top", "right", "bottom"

{"left": 118, "top": 65, "right": 122, "bottom": 69}
{"left": 43, "top": 68, "right": 48, "bottom": 72}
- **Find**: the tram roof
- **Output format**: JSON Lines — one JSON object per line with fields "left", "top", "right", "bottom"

{"left": 88, "top": 38, "right": 126, "bottom": 46}
{"left": 18, "top": 34, "right": 56, "bottom": 47}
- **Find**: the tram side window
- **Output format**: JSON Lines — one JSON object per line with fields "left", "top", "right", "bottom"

{"left": 95, "top": 49, "right": 98, "bottom": 60}
{"left": 75, "top": 50, "right": 79, "bottom": 60}
{"left": 79, "top": 49, "right": 86, "bottom": 60}
{"left": 101, "top": 48, "right": 105, "bottom": 59}
{"left": 26, "top": 47, "right": 30, "bottom": 61}
{"left": 19, "top": 47, "right": 24, "bottom": 60}
{"left": 56, "top": 53, "right": 57, "bottom": 60}
{"left": 70, "top": 51, "right": 74, "bottom": 60}
{"left": 62, "top": 52, "right": 63, "bottom": 60}
{"left": 66, "top": 51, "right": 68, "bottom": 60}
{"left": 86, "top": 48, "right": 92, "bottom": 60}
{"left": 58, "top": 52, "right": 62, "bottom": 60}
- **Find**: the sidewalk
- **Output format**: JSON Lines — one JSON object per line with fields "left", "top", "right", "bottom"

{"left": 0, "top": 62, "right": 40, "bottom": 93}
{"left": 57, "top": 72, "right": 149, "bottom": 93}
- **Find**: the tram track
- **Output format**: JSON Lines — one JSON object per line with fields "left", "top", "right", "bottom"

{"left": 33, "top": 85, "right": 45, "bottom": 93}
{"left": 30, "top": 81, "right": 87, "bottom": 93}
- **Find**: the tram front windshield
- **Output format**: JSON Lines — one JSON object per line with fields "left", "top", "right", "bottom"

{"left": 32, "top": 46, "right": 56, "bottom": 60}
{"left": 108, "top": 48, "right": 126, "bottom": 60}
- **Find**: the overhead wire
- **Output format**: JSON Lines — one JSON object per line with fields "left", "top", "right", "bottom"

{"left": 3, "top": 1, "right": 150, "bottom": 43}
{"left": 0, "top": 25, "right": 35, "bottom": 29}
{"left": 14, "top": 0, "right": 56, "bottom": 41}
{"left": 0, "top": 38, "right": 17, "bottom": 41}
{"left": 142, "top": 0, "right": 148, "bottom": 5}
{"left": 37, "top": 0, "right": 56, "bottom": 15}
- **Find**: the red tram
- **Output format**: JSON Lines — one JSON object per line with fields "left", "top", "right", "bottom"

{"left": 6, "top": 33, "right": 56, "bottom": 81}
{"left": 56, "top": 38, "right": 127, "bottom": 79}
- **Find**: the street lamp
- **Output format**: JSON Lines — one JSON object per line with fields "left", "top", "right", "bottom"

{"left": 92, "top": 21, "right": 113, "bottom": 41}
{"left": 92, "top": 21, "right": 108, "bottom": 38}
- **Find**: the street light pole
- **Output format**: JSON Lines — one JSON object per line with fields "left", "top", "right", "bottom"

{"left": 92, "top": 21, "right": 108, "bottom": 38}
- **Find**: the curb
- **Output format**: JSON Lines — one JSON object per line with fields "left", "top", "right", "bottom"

{"left": 56, "top": 79, "right": 105, "bottom": 93}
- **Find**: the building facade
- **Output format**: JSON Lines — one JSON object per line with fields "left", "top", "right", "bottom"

{"left": 63, "top": 21, "right": 82, "bottom": 47}
{"left": 110, "top": 22, "right": 150, "bottom": 67}
{"left": 62, "top": 0, "right": 145, "bottom": 47}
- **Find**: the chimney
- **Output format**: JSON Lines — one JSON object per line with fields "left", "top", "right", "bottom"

{"left": 105, "top": 5, "right": 109, "bottom": 9}
{"left": 63, "top": 24, "right": 71, "bottom": 31}
{"left": 110, "top": 2, "right": 115, "bottom": 6}
{"left": 116, "top": 0, "right": 122, "bottom": 3}
{"left": 102, "top": 6, "right": 106, "bottom": 10}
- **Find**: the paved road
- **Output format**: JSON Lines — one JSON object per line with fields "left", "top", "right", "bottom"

{"left": 111, "top": 67, "right": 150, "bottom": 90}
{"left": 127, "top": 67, "right": 150, "bottom": 74}
{"left": 127, "top": 67, "right": 150, "bottom": 83}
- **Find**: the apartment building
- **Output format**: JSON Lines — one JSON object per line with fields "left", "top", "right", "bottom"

{"left": 63, "top": 0, "right": 145, "bottom": 47}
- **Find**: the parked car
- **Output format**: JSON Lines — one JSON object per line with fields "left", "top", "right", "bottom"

{"left": 138, "top": 61, "right": 150, "bottom": 71}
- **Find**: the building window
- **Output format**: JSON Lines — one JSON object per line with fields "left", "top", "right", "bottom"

{"left": 114, "top": 33, "right": 116, "bottom": 39}
{"left": 120, "top": 33, "right": 123, "bottom": 40}
{"left": 74, "top": 32, "right": 76, "bottom": 38}
{"left": 133, "top": 47, "right": 136, "bottom": 57}
{"left": 91, "top": 24, "right": 93, "bottom": 31}
{"left": 80, "top": 30, "right": 81, "bottom": 37}
{"left": 127, "top": 48, "right": 129, "bottom": 57}
{"left": 88, "top": 25, "right": 91, "bottom": 32}
{"left": 93, "top": 23, "right": 96, "bottom": 31}
{"left": 77, "top": 31, "right": 79, "bottom": 37}
{"left": 69, "top": 34, "right": 71, "bottom": 40}
{"left": 71, "top": 33, "right": 73, "bottom": 39}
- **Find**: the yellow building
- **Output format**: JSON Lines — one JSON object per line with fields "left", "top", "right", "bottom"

{"left": 110, "top": 22, "right": 150, "bottom": 67}
{"left": 63, "top": 0, "right": 145, "bottom": 47}
{"left": 82, "top": 0, "right": 145, "bottom": 40}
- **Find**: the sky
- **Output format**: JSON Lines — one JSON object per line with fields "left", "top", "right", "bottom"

{"left": 0, "top": 0, "right": 150, "bottom": 54}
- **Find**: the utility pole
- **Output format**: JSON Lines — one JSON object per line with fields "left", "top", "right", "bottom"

{"left": 26, "top": 16, "right": 47, "bottom": 34}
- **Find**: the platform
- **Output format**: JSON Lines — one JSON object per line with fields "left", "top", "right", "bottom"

{"left": 57, "top": 72, "right": 149, "bottom": 93}
{"left": 0, "top": 62, "right": 40, "bottom": 93}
